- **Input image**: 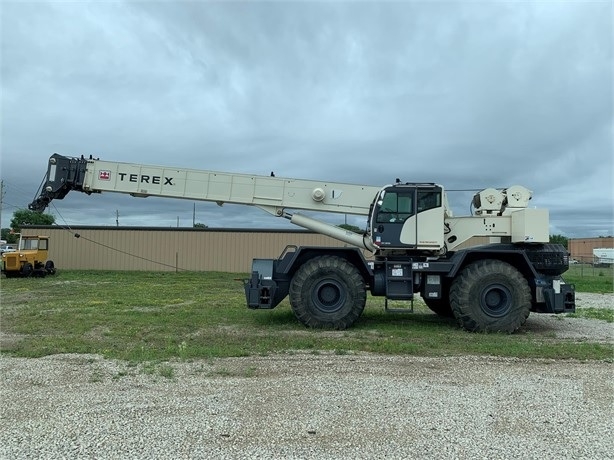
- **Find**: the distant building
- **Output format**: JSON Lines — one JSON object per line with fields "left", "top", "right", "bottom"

{"left": 568, "top": 237, "right": 614, "bottom": 264}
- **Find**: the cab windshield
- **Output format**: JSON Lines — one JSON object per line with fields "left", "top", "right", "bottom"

{"left": 376, "top": 191, "right": 413, "bottom": 223}
{"left": 20, "top": 238, "right": 47, "bottom": 250}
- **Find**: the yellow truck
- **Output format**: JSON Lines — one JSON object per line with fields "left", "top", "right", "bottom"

{"left": 1, "top": 235, "right": 56, "bottom": 278}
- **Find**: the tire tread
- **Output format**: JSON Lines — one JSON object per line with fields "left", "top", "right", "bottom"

{"left": 450, "top": 259, "right": 531, "bottom": 333}
{"left": 289, "top": 256, "right": 366, "bottom": 329}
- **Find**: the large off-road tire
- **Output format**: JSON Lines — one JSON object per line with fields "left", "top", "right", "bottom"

{"left": 289, "top": 255, "right": 366, "bottom": 330}
{"left": 449, "top": 260, "right": 531, "bottom": 333}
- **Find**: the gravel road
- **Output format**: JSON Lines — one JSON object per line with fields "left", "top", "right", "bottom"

{"left": 1, "top": 292, "right": 612, "bottom": 459}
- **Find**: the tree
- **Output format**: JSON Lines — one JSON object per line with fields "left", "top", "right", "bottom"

{"left": 549, "top": 234, "right": 568, "bottom": 249}
{"left": 10, "top": 209, "right": 55, "bottom": 233}
{"left": 1, "top": 228, "right": 18, "bottom": 244}
{"left": 193, "top": 222, "right": 208, "bottom": 228}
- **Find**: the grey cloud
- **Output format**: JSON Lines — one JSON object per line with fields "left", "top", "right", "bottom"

{"left": 1, "top": 1, "right": 611, "bottom": 238}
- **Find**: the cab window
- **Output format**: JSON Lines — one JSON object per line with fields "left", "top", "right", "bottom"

{"left": 20, "top": 239, "right": 39, "bottom": 250}
{"left": 417, "top": 190, "right": 441, "bottom": 213}
{"left": 376, "top": 192, "right": 414, "bottom": 223}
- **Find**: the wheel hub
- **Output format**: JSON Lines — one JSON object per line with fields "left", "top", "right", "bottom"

{"left": 480, "top": 284, "right": 512, "bottom": 317}
{"left": 312, "top": 279, "right": 345, "bottom": 313}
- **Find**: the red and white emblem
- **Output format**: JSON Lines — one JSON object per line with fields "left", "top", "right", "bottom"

{"left": 99, "top": 170, "right": 111, "bottom": 180}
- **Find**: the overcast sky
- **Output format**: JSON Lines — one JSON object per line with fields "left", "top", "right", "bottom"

{"left": 1, "top": 0, "right": 612, "bottom": 238}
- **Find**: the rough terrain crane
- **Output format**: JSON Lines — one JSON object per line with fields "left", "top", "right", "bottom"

{"left": 29, "top": 153, "right": 575, "bottom": 332}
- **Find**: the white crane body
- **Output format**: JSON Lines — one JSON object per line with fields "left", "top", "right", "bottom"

{"left": 30, "top": 154, "right": 575, "bottom": 332}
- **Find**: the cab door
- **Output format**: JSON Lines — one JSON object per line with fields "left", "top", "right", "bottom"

{"left": 370, "top": 187, "right": 417, "bottom": 249}
{"left": 400, "top": 188, "right": 444, "bottom": 251}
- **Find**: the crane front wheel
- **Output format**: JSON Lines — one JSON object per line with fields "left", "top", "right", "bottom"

{"left": 289, "top": 256, "right": 366, "bottom": 330}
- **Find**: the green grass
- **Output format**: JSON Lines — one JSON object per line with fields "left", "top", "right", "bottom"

{"left": 567, "top": 308, "right": 614, "bottom": 323}
{"left": 564, "top": 265, "right": 613, "bottom": 293}
{"left": 1, "top": 270, "right": 612, "bottom": 362}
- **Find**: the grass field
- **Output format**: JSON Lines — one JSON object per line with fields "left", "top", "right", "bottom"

{"left": 564, "top": 264, "right": 613, "bottom": 293}
{"left": 1, "top": 270, "right": 612, "bottom": 362}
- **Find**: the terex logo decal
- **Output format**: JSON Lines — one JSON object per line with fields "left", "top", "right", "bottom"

{"left": 117, "top": 172, "right": 174, "bottom": 186}
{"left": 99, "top": 171, "right": 111, "bottom": 180}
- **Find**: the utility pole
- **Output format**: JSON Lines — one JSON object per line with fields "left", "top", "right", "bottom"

{"left": 0, "top": 180, "right": 4, "bottom": 230}
{"left": 193, "top": 203, "right": 196, "bottom": 227}
{"left": 116, "top": 209, "right": 119, "bottom": 226}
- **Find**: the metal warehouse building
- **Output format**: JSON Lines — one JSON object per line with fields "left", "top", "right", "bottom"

{"left": 568, "top": 237, "right": 614, "bottom": 264}
{"left": 21, "top": 226, "right": 365, "bottom": 273}
{"left": 22, "top": 226, "right": 493, "bottom": 273}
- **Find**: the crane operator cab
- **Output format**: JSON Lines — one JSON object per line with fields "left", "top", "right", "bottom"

{"left": 369, "top": 183, "right": 445, "bottom": 252}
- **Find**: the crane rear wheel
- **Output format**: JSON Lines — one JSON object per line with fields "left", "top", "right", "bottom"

{"left": 449, "top": 259, "right": 531, "bottom": 333}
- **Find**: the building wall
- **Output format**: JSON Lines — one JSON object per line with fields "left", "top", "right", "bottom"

{"left": 22, "top": 226, "right": 491, "bottom": 273}
{"left": 21, "top": 227, "right": 362, "bottom": 273}
{"left": 568, "top": 237, "right": 614, "bottom": 263}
